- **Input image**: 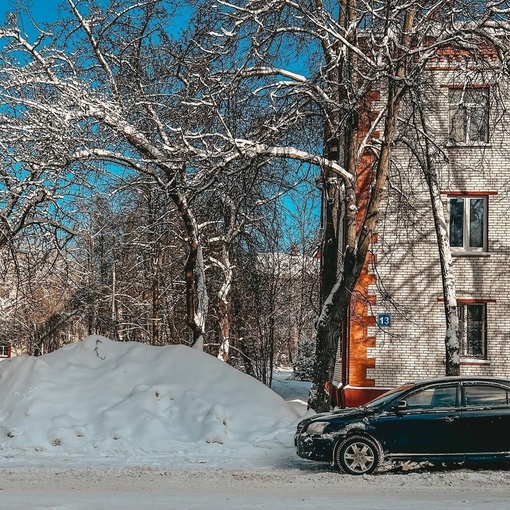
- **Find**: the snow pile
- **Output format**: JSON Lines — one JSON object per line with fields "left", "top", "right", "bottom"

{"left": 0, "top": 336, "right": 303, "bottom": 457}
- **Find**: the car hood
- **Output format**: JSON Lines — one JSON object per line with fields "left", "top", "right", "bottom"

{"left": 299, "top": 407, "right": 370, "bottom": 427}
{"left": 324, "top": 406, "right": 370, "bottom": 419}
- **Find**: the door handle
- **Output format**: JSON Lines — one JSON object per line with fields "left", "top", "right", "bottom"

{"left": 444, "top": 416, "right": 459, "bottom": 422}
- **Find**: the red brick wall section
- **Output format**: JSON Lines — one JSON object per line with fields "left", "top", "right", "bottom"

{"left": 347, "top": 93, "right": 379, "bottom": 390}
{"left": 349, "top": 254, "right": 377, "bottom": 388}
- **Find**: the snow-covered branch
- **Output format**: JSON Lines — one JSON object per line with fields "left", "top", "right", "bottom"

{"left": 231, "top": 141, "right": 353, "bottom": 182}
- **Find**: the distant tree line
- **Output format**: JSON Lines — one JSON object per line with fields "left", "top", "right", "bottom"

{"left": 0, "top": 173, "right": 320, "bottom": 384}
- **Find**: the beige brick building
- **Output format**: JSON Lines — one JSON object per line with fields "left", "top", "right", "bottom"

{"left": 333, "top": 47, "right": 510, "bottom": 407}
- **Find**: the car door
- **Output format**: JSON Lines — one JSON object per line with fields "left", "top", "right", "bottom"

{"left": 373, "top": 382, "right": 463, "bottom": 460}
{"left": 461, "top": 382, "right": 510, "bottom": 458}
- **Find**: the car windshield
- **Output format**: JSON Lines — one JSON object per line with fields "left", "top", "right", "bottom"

{"left": 364, "top": 383, "right": 415, "bottom": 409}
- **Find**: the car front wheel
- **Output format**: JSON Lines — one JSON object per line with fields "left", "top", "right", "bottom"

{"left": 336, "top": 435, "right": 381, "bottom": 475}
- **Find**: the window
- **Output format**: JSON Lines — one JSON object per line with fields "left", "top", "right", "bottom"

{"left": 405, "top": 385, "right": 457, "bottom": 409}
{"left": 449, "top": 87, "right": 489, "bottom": 143}
{"left": 0, "top": 344, "right": 9, "bottom": 358}
{"left": 464, "top": 385, "right": 508, "bottom": 407}
{"left": 449, "top": 196, "right": 487, "bottom": 251}
{"left": 458, "top": 303, "right": 487, "bottom": 359}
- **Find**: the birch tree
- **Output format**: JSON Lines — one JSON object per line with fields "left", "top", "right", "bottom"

{"left": 399, "top": 90, "right": 462, "bottom": 376}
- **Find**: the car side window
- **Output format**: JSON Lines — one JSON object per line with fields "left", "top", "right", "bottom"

{"left": 464, "top": 385, "right": 509, "bottom": 406}
{"left": 405, "top": 386, "right": 457, "bottom": 409}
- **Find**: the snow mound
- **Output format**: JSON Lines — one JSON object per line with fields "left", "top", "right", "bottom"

{"left": 0, "top": 336, "right": 301, "bottom": 456}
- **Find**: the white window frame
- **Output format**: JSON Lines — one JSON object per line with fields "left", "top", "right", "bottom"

{"left": 458, "top": 302, "right": 487, "bottom": 360}
{"left": 448, "top": 195, "right": 488, "bottom": 252}
{"left": 448, "top": 87, "right": 489, "bottom": 144}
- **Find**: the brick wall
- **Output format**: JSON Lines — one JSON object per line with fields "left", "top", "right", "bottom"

{"left": 340, "top": 58, "right": 510, "bottom": 391}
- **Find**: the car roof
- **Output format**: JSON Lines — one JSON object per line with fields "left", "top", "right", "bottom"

{"left": 407, "top": 376, "right": 510, "bottom": 387}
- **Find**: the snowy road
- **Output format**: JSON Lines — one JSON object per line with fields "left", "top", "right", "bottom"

{"left": 2, "top": 461, "right": 510, "bottom": 509}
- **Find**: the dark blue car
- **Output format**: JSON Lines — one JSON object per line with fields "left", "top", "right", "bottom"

{"left": 295, "top": 376, "right": 510, "bottom": 475}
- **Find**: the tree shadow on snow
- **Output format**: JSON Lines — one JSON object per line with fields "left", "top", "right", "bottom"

{"left": 379, "top": 460, "right": 510, "bottom": 475}
{"left": 278, "top": 458, "right": 510, "bottom": 476}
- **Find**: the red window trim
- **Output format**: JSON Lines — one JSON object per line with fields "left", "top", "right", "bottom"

{"left": 441, "top": 191, "right": 497, "bottom": 196}
{"left": 441, "top": 84, "right": 492, "bottom": 89}
{"left": 437, "top": 298, "right": 496, "bottom": 303}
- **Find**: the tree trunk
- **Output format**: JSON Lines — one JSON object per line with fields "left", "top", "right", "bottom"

{"left": 213, "top": 246, "right": 233, "bottom": 362}
{"left": 191, "top": 246, "right": 208, "bottom": 349}
{"left": 416, "top": 103, "right": 460, "bottom": 376}
{"left": 424, "top": 164, "right": 460, "bottom": 376}
{"left": 169, "top": 184, "right": 208, "bottom": 349}
{"left": 309, "top": 10, "right": 412, "bottom": 410}
{"left": 425, "top": 181, "right": 460, "bottom": 375}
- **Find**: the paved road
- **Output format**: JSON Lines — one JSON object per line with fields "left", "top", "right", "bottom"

{"left": 1, "top": 462, "right": 510, "bottom": 509}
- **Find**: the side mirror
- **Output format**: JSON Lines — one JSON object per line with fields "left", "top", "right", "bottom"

{"left": 393, "top": 400, "right": 408, "bottom": 413}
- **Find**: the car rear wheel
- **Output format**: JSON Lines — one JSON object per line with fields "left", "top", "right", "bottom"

{"left": 336, "top": 435, "right": 381, "bottom": 475}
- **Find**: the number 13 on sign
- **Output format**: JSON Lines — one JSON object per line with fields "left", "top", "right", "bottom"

{"left": 377, "top": 314, "right": 391, "bottom": 327}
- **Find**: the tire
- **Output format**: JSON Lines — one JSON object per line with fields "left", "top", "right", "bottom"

{"left": 336, "top": 435, "right": 381, "bottom": 475}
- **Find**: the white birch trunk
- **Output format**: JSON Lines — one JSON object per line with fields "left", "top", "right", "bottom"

{"left": 210, "top": 252, "right": 233, "bottom": 362}
{"left": 192, "top": 246, "right": 209, "bottom": 351}
{"left": 426, "top": 165, "right": 460, "bottom": 374}
{"left": 415, "top": 98, "right": 461, "bottom": 375}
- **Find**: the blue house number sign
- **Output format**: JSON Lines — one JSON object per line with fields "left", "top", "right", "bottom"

{"left": 377, "top": 313, "right": 392, "bottom": 327}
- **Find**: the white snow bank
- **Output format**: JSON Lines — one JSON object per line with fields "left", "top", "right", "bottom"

{"left": 0, "top": 336, "right": 302, "bottom": 457}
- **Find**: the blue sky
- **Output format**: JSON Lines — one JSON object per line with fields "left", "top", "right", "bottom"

{"left": 0, "top": 1, "right": 193, "bottom": 42}
{"left": 0, "top": 0, "right": 62, "bottom": 25}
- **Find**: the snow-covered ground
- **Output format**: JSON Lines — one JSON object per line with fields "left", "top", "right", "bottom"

{"left": 1, "top": 336, "right": 509, "bottom": 509}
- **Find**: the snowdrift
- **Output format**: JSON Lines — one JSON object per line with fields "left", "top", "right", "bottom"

{"left": 0, "top": 336, "right": 301, "bottom": 455}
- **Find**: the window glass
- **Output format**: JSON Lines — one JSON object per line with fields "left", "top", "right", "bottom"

{"left": 366, "top": 384, "right": 414, "bottom": 409}
{"left": 449, "top": 87, "right": 488, "bottom": 143}
{"left": 448, "top": 196, "right": 487, "bottom": 251}
{"left": 458, "top": 303, "right": 487, "bottom": 359}
{"left": 406, "top": 388, "right": 433, "bottom": 408}
{"left": 469, "top": 198, "right": 484, "bottom": 248}
{"left": 468, "top": 101, "right": 487, "bottom": 141}
{"left": 405, "top": 386, "right": 457, "bottom": 409}
{"left": 464, "top": 385, "right": 508, "bottom": 406}
{"left": 449, "top": 198, "right": 464, "bottom": 247}
{"left": 449, "top": 89, "right": 465, "bottom": 142}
